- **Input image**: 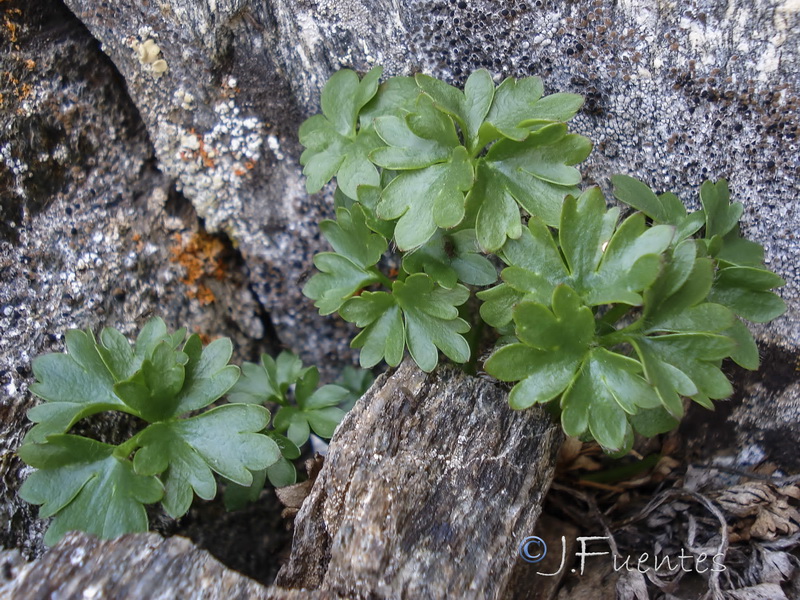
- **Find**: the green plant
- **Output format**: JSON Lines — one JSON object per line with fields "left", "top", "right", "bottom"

{"left": 18, "top": 321, "right": 369, "bottom": 540}
{"left": 223, "top": 350, "right": 372, "bottom": 509}
{"left": 300, "top": 67, "right": 786, "bottom": 454}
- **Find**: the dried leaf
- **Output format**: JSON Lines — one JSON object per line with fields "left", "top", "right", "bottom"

{"left": 615, "top": 570, "right": 649, "bottom": 600}
{"left": 716, "top": 482, "right": 800, "bottom": 541}
{"left": 724, "top": 583, "right": 788, "bottom": 600}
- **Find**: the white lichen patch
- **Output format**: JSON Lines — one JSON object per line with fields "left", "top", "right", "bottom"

{"left": 130, "top": 37, "right": 168, "bottom": 79}
{"left": 154, "top": 100, "right": 264, "bottom": 232}
{"left": 0, "top": 143, "right": 30, "bottom": 198}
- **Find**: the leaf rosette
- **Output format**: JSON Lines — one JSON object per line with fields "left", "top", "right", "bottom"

{"left": 19, "top": 319, "right": 281, "bottom": 543}
{"left": 481, "top": 185, "right": 782, "bottom": 453}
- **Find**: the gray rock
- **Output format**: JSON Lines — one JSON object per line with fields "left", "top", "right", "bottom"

{"left": 0, "top": 531, "right": 344, "bottom": 599}
{"left": 276, "top": 360, "right": 563, "bottom": 599}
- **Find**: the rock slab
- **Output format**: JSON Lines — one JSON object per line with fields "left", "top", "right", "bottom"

{"left": 0, "top": 532, "right": 344, "bottom": 600}
{"left": 277, "top": 360, "right": 563, "bottom": 600}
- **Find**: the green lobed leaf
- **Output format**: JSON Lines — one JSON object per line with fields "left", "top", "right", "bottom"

{"left": 484, "top": 286, "right": 594, "bottom": 409}
{"left": 708, "top": 266, "right": 786, "bottom": 323}
{"left": 629, "top": 406, "right": 680, "bottom": 438}
{"left": 341, "top": 273, "right": 471, "bottom": 372}
{"left": 26, "top": 329, "right": 131, "bottom": 443}
{"left": 611, "top": 174, "right": 687, "bottom": 226}
{"left": 700, "top": 179, "right": 742, "bottom": 239}
{"left": 227, "top": 351, "right": 307, "bottom": 406}
{"left": 303, "top": 205, "right": 388, "bottom": 314}
{"left": 629, "top": 333, "right": 737, "bottom": 416}
{"left": 341, "top": 291, "right": 405, "bottom": 368}
{"left": 19, "top": 435, "right": 163, "bottom": 545}
{"left": 113, "top": 340, "right": 187, "bottom": 422}
{"left": 371, "top": 95, "right": 460, "bottom": 170}
{"left": 360, "top": 76, "right": 421, "bottom": 123}
{"left": 475, "top": 125, "right": 592, "bottom": 250}
{"left": 479, "top": 187, "right": 673, "bottom": 326}
{"left": 133, "top": 404, "right": 279, "bottom": 517}
{"left": 723, "top": 318, "right": 760, "bottom": 370}
{"left": 299, "top": 66, "right": 383, "bottom": 197}
{"left": 227, "top": 360, "right": 279, "bottom": 405}
{"left": 415, "top": 69, "right": 495, "bottom": 153}
{"left": 402, "top": 229, "right": 497, "bottom": 288}
{"left": 377, "top": 145, "right": 475, "bottom": 250}
{"left": 393, "top": 274, "right": 471, "bottom": 371}
{"left": 479, "top": 76, "right": 545, "bottom": 142}
{"left": 172, "top": 335, "right": 240, "bottom": 415}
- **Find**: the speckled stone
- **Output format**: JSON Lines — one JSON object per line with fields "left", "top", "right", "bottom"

{"left": 0, "top": 531, "right": 345, "bottom": 599}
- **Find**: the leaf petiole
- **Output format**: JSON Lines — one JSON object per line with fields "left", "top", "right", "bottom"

{"left": 112, "top": 428, "right": 147, "bottom": 460}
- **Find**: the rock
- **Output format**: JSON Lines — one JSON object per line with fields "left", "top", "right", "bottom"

{"left": 276, "top": 360, "right": 563, "bottom": 599}
{"left": 0, "top": 531, "right": 344, "bottom": 599}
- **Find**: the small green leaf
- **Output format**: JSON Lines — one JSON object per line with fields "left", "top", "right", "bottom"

{"left": 227, "top": 361, "right": 279, "bottom": 405}
{"left": 477, "top": 283, "right": 526, "bottom": 328}
{"left": 559, "top": 188, "right": 609, "bottom": 283}
{"left": 708, "top": 266, "right": 786, "bottom": 323}
{"left": 133, "top": 404, "right": 278, "bottom": 518}
{"left": 341, "top": 291, "right": 405, "bottom": 368}
{"left": 402, "top": 229, "right": 497, "bottom": 288}
{"left": 320, "top": 204, "right": 388, "bottom": 267}
{"left": 360, "top": 76, "right": 421, "bottom": 123}
{"left": 113, "top": 340, "right": 186, "bottom": 422}
{"left": 26, "top": 329, "right": 131, "bottom": 443}
{"left": 301, "top": 384, "right": 350, "bottom": 410}
{"left": 378, "top": 145, "right": 475, "bottom": 250}
{"left": 223, "top": 468, "right": 268, "bottom": 511}
{"left": 611, "top": 174, "right": 687, "bottom": 225}
{"left": 481, "top": 76, "right": 544, "bottom": 142}
{"left": 629, "top": 406, "right": 680, "bottom": 437}
{"left": 416, "top": 69, "right": 494, "bottom": 153}
{"left": 173, "top": 335, "right": 240, "bottom": 415}
{"left": 700, "top": 179, "right": 742, "bottom": 239}
{"left": 299, "top": 66, "right": 384, "bottom": 197}
{"left": 321, "top": 66, "right": 383, "bottom": 137}
{"left": 588, "top": 215, "right": 673, "bottom": 305}
{"left": 371, "top": 96, "right": 459, "bottom": 170}
{"left": 302, "top": 205, "right": 387, "bottom": 315}
{"left": 559, "top": 348, "right": 656, "bottom": 451}
{"left": 724, "top": 318, "right": 760, "bottom": 370}
{"left": 336, "top": 366, "right": 374, "bottom": 411}
{"left": 716, "top": 227, "right": 765, "bottom": 266}
{"left": 479, "top": 126, "right": 592, "bottom": 234}
{"left": 394, "top": 274, "right": 471, "bottom": 371}
{"left": 485, "top": 286, "right": 593, "bottom": 409}
{"left": 267, "top": 457, "right": 298, "bottom": 488}
{"left": 468, "top": 162, "right": 523, "bottom": 252}
{"left": 645, "top": 302, "right": 735, "bottom": 334}
{"left": 19, "top": 436, "right": 163, "bottom": 545}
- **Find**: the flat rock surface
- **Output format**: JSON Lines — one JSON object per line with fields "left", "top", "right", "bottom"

{"left": 0, "top": 532, "right": 345, "bottom": 600}
{"left": 277, "top": 360, "right": 563, "bottom": 599}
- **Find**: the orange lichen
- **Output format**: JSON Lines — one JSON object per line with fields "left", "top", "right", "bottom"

{"left": 169, "top": 231, "right": 228, "bottom": 305}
